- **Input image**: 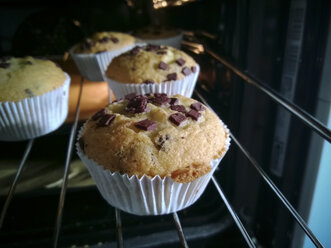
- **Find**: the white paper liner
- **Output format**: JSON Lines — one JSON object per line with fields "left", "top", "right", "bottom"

{"left": 135, "top": 32, "right": 183, "bottom": 49}
{"left": 76, "top": 118, "right": 230, "bottom": 215}
{"left": 70, "top": 44, "right": 136, "bottom": 82}
{"left": 106, "top": 65, "right": 200, "bottom": 100}
{"left": 0, "top": 73, "right": 71, "bottom": 141}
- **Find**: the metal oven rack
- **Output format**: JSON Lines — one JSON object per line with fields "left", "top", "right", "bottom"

{"left": 1, "top": 33, "right": 330, "bottom": 248}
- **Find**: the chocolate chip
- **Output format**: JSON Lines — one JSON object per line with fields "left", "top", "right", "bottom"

{"left": 97, "top": 114, "right": 115, "bottom": 127}
{"left": 169, "top": 98, "right": 178, "bottom": 105}
{"left": 169, "top": 113, "right": 187, "bottom": 126}
{"left": 0, "top": 62, "right": 10, "bottom": 68}
{"left": 170, "top": 105, "right": 187, "bottom": 113}
{"left": 166, "top": 73, "right": 177, "bottom": 81}
{"left": 190, "top": 102, "right": 206, "bottom": 111}
{"left": 25, "top": 88, "right": 34, "bottom": 97}
{"left": 176, "top": 58, "right": 186, "bottom": 66}
{"left": 182, "top": 67, "right": 191, "bottom": 76}
{"left": 134, "top": 119, "right": 157, "bottom": 131}
{"left": 126, "top": 95, "right": 148, "bottom": 113}
{"left": 159, "top": 61, "right": 168, "bottom": 70}
{"left": 78, "top": 137, "right": 85, "bottom": 152}
{"left": 144, "top": 80, "right": 155, "bottom": 84}
{"left": 130, "top": 46, "right": 141, "bottom": 55}
{"left": 99, "top": 37, "right": 110, "bottom": 43}
{"left": 191, "top": 66, "right": 197, "bottom": 73}
{"left": 92, "top": 109, "right": 106, "bottom": 120}
{"left": 132, "top": 67, "right": 136, "bottom": 71}
{"left": 156, "top": 51, "right": 167, "bottom": 55}
{"left": 156, "top": 134, "right": 171, "bottom": 150}
{"left": 110, "top": 37, "right": 119, "bottom": 43}
{"left": 150, "top": 93, "right": 170, "bottom": 105}
{"left": 125, "top": 93, "right": 137, "bottom": 100}
{"left": 186, "top": 109, "right": 201, "bottom": 120}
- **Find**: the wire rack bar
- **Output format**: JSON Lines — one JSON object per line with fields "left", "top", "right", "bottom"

{"left": 173, "top": 212, "right": 189, "bottom": 248}
{"left": 115, "top": 208, "right": 123, "bottom": 248}
{"left": 53, "top": 77, "right": 84, "bottom": 248}
{"left": 211, "top": 177, "right": 256, "bottom": 248}
{"left": 0, "top": 139, "right": 34, "bottom": 229}
{"left": 204, "top": 48, "right": 331, "bottom": 143}
{"left": 195, "top": 90, "right": 324, "bottom": 248}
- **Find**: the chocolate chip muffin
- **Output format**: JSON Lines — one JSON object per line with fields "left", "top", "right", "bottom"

{"left": 70, "top": 32, "right": 136, "bottom": 81}
{"left": 79, "top": 93, "right": 227, "bottom": 183}
{"left": 73, "top": 32, "right": 135, "bottom": 54}
{"left": 105, "top": 44, "right": 200, "bottom": 98}
{"left": 0, "top": 56, "right": 70, "bottom": 141}
{"left": 106, "top": 44, "right": 197, "bottom": 84}
{"left": 0, "top": 56, "right": 66, "bottom": 102}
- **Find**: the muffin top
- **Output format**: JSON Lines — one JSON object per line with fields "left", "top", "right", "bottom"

{"left": 73, "top": 32, "right": 135, "bottom": 54}
{"left": 106, "top": 44, "right": 198, "bottom": 84}
{"left": 79, "top": 94, "right": 227, "bottom": 183}
{"left": 134, "top": 25, "right": 181, "bottom": 39}
{"left": 0, "top": 56, "right": 67, "bottom": 102}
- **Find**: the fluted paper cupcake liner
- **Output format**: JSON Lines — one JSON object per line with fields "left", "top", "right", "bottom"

{"left": 70, "top": 44, "right": 136, "bottom": 82}
{"left": 76, "top": 118, "right": 230, "bottom": 215}
{"left": 135, "top": 32, "right": 183, "bottom": 49}
{"left": 0, "top": 73, "right": 71, "bottom": 141}
{"left": 106, "top": 65, "right": 200, "bottom": 100}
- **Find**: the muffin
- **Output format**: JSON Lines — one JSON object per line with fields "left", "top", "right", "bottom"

{"left": 0, "top": 56, "right": 70, "bottom": 141}
{"left": 70, "top": 32, "right": 136, "bottom": 81}
{"left": 134, "top": 25, "right": 183, "bottom": 49}
{"left": 105, "top": 44, "right": 200, "bottom": 98}
{"left": 76, "top": 93, "right": 230, "bottom": 215}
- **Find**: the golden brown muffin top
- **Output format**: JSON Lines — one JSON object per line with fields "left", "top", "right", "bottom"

{"left": 73, "top": 32, "right": 135, "bottom": 54}
{"left": 106, "top": 44, "right": 198, "bottom": 84}
{"left": 0, "top": 56, "right": 67, "bottom": 102}
{"left": 79, "top": 94, "right": 227, "bottom": 183}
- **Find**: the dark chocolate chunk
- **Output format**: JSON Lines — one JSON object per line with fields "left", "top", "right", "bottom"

{"left": 134, "top": 119, "right": 157, "bottom": 131}
{"left": 125, "top": 93, "right": 137, "bottom": 100}
{"left": 169, "top": 98, "right": 179, "bottom": 105}
{"left": 176, "top": 58, "right": 186, "bottom": 66}
{"left": 150, "top": 93, "right": 171, "bottom": 105}
{"left": 159, "top": 61, "right": 168, "bottom": 70}
{"left": 156, "top": 134, "right": 171, "bottom": 150}
{"left": 130, "top": 46, "right": 141, "bottom": 55}
{"left": 99, "top": 37, "right": 110, "bottom": 43}
{"left": 144, "top": 80, "right": 155, "bottom": 84}
{"left": 92, "top": 108, "right": 106, "bottom": 120}
{"left": 97, "top": 114, "right": 115, "bottom": 127}
{"left": 170, "top": 105, "right": 187, "bottom": 113}
{"left": 186, "top": 109, "right": 201, "bottom": 121}
{"left": 0, "top": 62, "right": 10, "bottom": 68}
{"left": 166, "top": 73, "right": 177, "bottom": 81}
{"left": 126, "top": 95, "right": 148, "bottom": 113}
{"left": 181, "top": 67, "right": 191, "bottom": 76}
{"left": 156, "top": 51, "right": 167, "bottom": 55}
{"left": 110, "top": 37, "right": 119, "bottom": 43}
{"left": 190, "top": 102, "right": 206, "bottom": 111}
{"left": 24, "top": 88, "right": 34, "bottom": 97}
{"left": 191, "top": 66, "right": 197, "bottom": 73}
{"left": 169, "top": 113, "right": 187, "bottom": 126}
{"left": 78, "top": 137, "right": 85, "bottom": 152}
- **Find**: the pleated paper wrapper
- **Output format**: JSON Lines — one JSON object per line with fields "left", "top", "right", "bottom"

{"left": 76, "top": 119, "right": 230, "bottom": 216}
{"left": 0, "top": 73, "right": 71, "bottom": 141}
{"left": 106, "top": 65, "right": 200, "bottom": 100}
{"left": 70, "top": 44, "right": 135, "bottom": 82}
